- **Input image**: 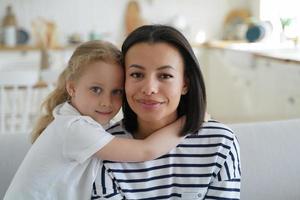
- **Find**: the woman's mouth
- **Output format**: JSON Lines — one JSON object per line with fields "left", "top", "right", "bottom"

{"left": 137, "top": 99, "right": 164, "bottom": 109}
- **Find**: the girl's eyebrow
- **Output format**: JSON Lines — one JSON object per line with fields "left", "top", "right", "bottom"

{"left": 128, "top": 64, "right": 175, "bottom": 71}
{"left": 90, "top": 82, "right": 103, "bottom": 86}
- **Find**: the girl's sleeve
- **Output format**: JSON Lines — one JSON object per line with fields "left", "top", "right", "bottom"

{"left": 205, "top": 135, "right": 241, "bottom": 200}
{"left": 63, "top": 117, "right": 114, "bottom": 163}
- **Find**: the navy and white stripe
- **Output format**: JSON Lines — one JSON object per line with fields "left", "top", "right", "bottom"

{"left": 92, "top": 120, "right": 241, "bottom": 199}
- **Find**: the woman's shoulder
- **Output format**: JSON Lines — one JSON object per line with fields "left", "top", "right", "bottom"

{"left": 185, "top": 119, "right": 240, "bottom": 158}
{"left": 187, "top": 119, "right": 236, "bottom": 145}
{"left": 106, "top": 120, "right": 130, "bottom": 137}
{"left": 202, "top": 119, "right": 234, "bottom": 136}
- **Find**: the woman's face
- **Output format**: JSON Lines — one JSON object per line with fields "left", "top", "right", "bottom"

{"left": 125, "top": 42, "right": 188, "bottom": 125}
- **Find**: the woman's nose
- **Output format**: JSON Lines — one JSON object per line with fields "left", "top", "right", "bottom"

{"left": 141, "top": 77, "right": 158, "bottom": 95}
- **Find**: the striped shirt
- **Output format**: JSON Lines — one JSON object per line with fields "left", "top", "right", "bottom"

{"left": 92, "top": 120, "right": 241, "bottom": 200}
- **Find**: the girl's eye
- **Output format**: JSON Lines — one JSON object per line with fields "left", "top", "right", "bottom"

{"left": 159, "top": 74, "right": 173, "bottom": 79}
{"left": 112, "top": 89, "right": 124, "bottom": 96}
{"left": 129, "top": 72, "right": 143, "bottom": 79}
{"left": 90, "top": 86, "right": 102, "bottom": 95}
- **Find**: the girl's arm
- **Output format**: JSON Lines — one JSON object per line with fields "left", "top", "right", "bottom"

{"left": 94, "top": 117, "right": 185, "bottom": 162}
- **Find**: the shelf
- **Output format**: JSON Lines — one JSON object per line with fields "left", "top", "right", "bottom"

{"left": 0, "top": 45, "right": 67, "bottom": 51}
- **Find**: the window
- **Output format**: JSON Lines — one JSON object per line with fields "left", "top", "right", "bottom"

{"left": 259, "top": 0, "right": 300, "bottom": 43}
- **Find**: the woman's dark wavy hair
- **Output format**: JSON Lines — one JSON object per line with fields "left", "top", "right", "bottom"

{"left": 122, "top": 25, "right": 206, "bottom": 136}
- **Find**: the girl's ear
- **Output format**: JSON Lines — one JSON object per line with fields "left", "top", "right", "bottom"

{"left": 66, "top": 81, "right": 76, "bottom": 97}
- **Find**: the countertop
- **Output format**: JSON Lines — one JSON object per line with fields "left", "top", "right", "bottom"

{"left": 197, "top": 40, "right": 300, "bottom": 64}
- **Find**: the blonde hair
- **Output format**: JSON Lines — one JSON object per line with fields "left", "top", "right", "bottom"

{"left": 31, "top": 40, "right": 121, "bottom": 143}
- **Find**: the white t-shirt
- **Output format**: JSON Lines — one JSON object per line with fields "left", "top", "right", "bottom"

{"left": 4, "top": 102, "right": 114, "bottom": 200}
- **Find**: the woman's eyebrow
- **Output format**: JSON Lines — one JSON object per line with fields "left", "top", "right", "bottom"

{"left": 157, "top": 65, "right": 175, "bottom": 71}
{"left": 128, "top": 64, "right": 144, "bottom": 70}
{"left": 128, "top": 64, "right": 175, "bottom": 71}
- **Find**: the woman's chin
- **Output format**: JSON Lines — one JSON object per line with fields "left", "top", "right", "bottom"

{"left": 137, "top": 112, "right": 177, "bottom": 126}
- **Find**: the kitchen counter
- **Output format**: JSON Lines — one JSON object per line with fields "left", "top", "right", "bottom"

{"left": 253, "top": 49, "right": 300, "bottom": 63}
{"left": 197, "top": 41, "right": 300, "bottom": 123}
{"left": 197, "top": 41, "right": 300, "bottom": 64}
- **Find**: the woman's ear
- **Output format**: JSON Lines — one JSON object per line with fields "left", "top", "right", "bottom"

{"left": 66, "top": 81, "right": 76, "bottom": 97}
{"left": 181, "top": 77, "right": 189, "bottom": 95}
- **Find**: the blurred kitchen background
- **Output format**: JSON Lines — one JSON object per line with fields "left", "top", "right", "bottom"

{"left": 0, "top": 0, "right": 300, "bottom": 133}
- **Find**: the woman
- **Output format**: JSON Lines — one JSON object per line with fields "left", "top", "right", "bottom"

{"left": 92, "top": 25, "right": 241, "bottom": 199}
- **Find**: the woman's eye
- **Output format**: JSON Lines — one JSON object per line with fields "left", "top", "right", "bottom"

{"left": 112, "top": 89, "right": 124, "bottom": 96}
{"left": 90, "top": 87, "right": 102, "bottom": 94}
{"left": 159, "top": 74, "right": 173, "bottom": 79}
{"left": 130, "top": 72, "right": 143, "bottom": 79}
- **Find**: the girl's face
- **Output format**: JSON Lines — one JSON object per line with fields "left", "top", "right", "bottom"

{"left": 125, "top": 42, "right": 188, "bottom": 125}
{"left": 67, "top": 61, "right": 124, "bottom": 125}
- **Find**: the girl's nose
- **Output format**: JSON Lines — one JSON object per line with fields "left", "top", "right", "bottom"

{"left": 99, "top": 94, "right": 112, "bottom": 107}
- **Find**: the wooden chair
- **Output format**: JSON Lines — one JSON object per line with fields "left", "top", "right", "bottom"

{"left": 0, "top": 71, "right": 54, "bottom": 134}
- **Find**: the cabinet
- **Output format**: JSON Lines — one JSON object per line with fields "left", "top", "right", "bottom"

{"left": 0, "top": 49, "right": 72, "bottom": 71}
{"left": 0, "top": 47, "right": 74, "bottom": 82}
{"left": 198, "top": 47, "right": 300, "bottom": 123}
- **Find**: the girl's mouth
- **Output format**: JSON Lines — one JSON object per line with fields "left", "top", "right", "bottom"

{"left": 95, "top": 110, "right": 112, "bottom": 115}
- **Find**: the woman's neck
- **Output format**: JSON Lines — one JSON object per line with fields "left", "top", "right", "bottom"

{"left": 134, "top": 114, "right": 177, "bottom": 139}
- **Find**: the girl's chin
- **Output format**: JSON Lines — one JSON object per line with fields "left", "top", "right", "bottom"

{"left": 93, "top": 116, "right": 111, "bottom": 125}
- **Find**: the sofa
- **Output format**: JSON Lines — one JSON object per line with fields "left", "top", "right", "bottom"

{"left": 231, "top": 118, "right": 300, "bottom": 200}
{"left": 1, "top": 119, "right": 300, "bottom": 199}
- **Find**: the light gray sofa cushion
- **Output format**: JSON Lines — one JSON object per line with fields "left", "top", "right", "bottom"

{"left": 231, "top": 119, "right": 300, "bottom": 200}
{"left": 0, "top": 133, "right": 31, "bottom": 199}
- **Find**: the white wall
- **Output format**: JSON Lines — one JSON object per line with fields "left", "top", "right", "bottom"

{"left": 0, "top": 0, "right": 250, "bottom": 46}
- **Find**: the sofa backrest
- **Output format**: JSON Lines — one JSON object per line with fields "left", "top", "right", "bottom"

{"left": 1, "top": 119, "right": 299, "bottom": 199}
{"left": 231, "top": 119, "right": 300, "bottom": 200}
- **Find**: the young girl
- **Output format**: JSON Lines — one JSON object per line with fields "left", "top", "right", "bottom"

{"left": 4, "top": 41, "right": 184, "bottom": 200}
